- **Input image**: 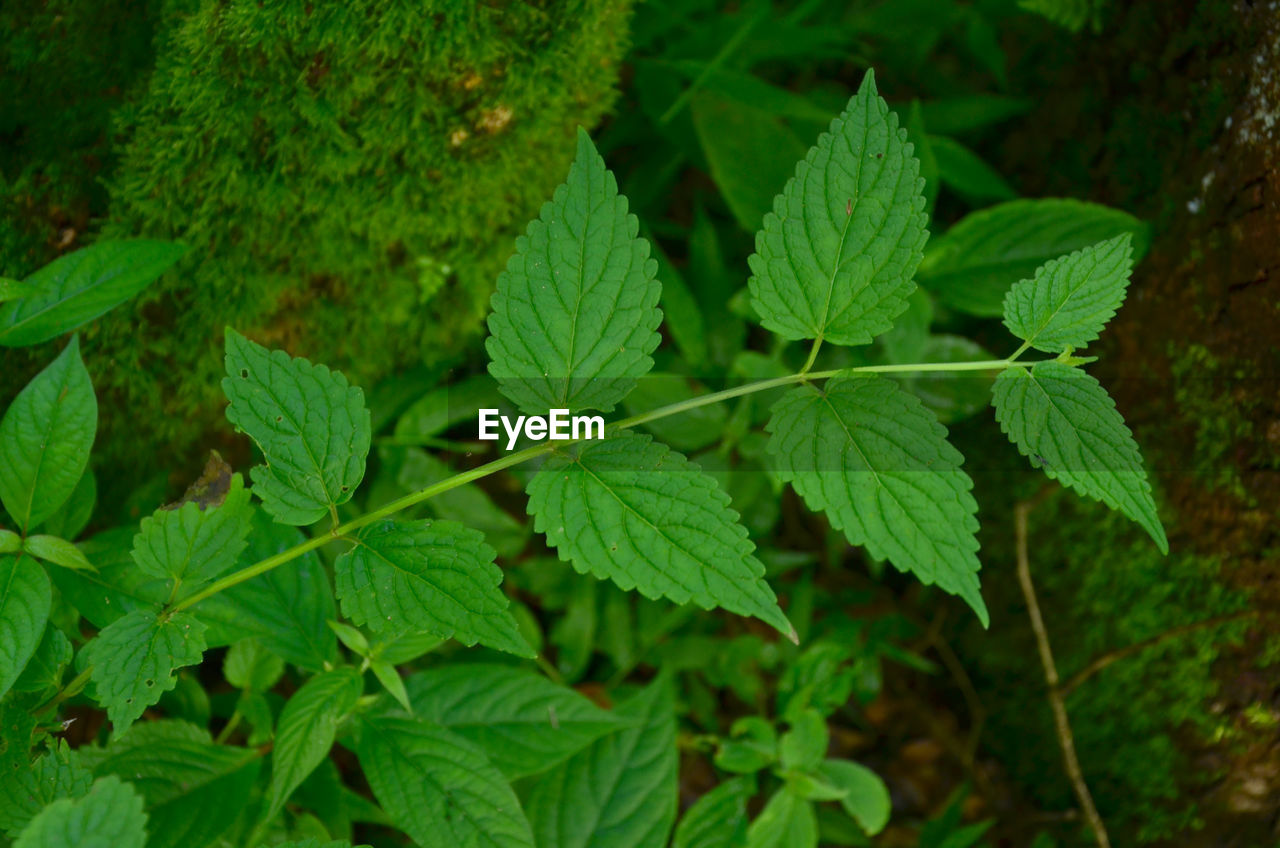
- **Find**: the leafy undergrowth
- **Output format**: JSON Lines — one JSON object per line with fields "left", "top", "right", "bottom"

{"left": 0, "top": 60, "right": 1172, "bottom": 847}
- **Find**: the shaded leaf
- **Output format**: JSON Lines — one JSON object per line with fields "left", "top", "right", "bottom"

{"left": 918, "top": 199, "right": 1147, "bottom": 316}
{"left": 0, "top": 556, "right": 51, "bottom": 699}
{"left": 767, "top": 376, "right": 987, "bottom": 625}
{"left": 528, "top": 433, "right": 792, "bottom": 639}
{"left": 991, "top": 361, "right": 1166, "bottom": 552}
{"left": 526, "top": 676, "right": 678, "bottom": 848}
{"left": 405, "top": 664, "right": 630, "bottom": 779}
{"left": 12, "top": 776, "right": 146, "bottom": 848}
{"left": 357, "top": 713, "right": 534, "bottom": 848}
{"left": 0, "top": 337, "right": 96, "bottom": 532}
{"left": 334, "top": 519, "right": 532, "bottom": 657}
{"left": 267, "top": 668, "right": 362, "bottom": 823}
{"left": 0, "top": 240, "right": 185, "bottom": 347}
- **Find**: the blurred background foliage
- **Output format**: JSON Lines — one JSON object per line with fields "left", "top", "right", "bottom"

{"left": 3, "top": 0, "right": 1277, "bottom": 846}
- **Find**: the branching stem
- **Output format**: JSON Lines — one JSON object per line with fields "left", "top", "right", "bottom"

{"left": 170, "top": 355, "right": 1025, "bottom": 615}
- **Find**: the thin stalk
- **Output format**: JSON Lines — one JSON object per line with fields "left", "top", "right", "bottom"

{"left": 800, "top": 338, "right": 823, "bottom": 374}
{"left": 169, "top": 356, "right": 1023, "bottom": 614}
{"left": 215, "top": 710, "right": 242, "bottom": 745}
{"left": 169, "top": 442, "right": 550, "bottom": 613}
{"left": 658, "top": 10, "right": 762, "bottom": 125}
{"left": 33, "top": 666, "right": 93, "bottom": 715}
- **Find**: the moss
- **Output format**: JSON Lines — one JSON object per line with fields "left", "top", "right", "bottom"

{"left": 0, "top": 0, "right": 159, "bottom": 274}
{"left": 1167, "top": 342, "right": 1273, "bottom": 499}
{"left": 3, "top": 0, "right": 634, "bottom": 493}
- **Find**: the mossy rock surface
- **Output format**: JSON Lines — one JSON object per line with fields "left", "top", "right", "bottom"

{"left": 3, "top": 0, "right": 633, "bottom": 494}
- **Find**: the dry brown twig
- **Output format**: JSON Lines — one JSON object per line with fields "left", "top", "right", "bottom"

{"left": 1014, "top": 498, "right": 1111, "bottom": 848}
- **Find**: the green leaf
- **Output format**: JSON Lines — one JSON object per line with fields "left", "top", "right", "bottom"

{"left": 767, "top": 376, "right": 987, "bottom": 625}
{"left": 0, "top": 556, "right": 51, "bottom": 699}
{"left": 34, "top": 470, "right": 95, "bottom": 541}
{"left": 393, "top": 374, "right": 505, "bottom": 443}
{"left": 374, "top": 630, "right": 443, "bottom": 665}
{"left": 21, "top": 537, "right": 92, "bottom": 572}
{"left": 392, "top": 449, "right": 528, "bottom": 560}
{"left": 918, "top": 199, "right": 1148, "bottom": 316}
{"left": 486, "top": 129, "right": 662, "bottom": 414}
{"left": 223, "top": 638, "right": 284, "bottom": 692}
{"left": 0, "top": 743, "right": 92, "bottom": 837}
{"left": 779, "top": 709, "right": 828, "bottom": 773}
{"left": 13, "top": 775, "right": 147, "bottom": 848}
{"left": 0, "top": 530, "right": 18, "bottom": 554}
{"left": 334, "top": 519, "right": 532, "bottom": 657}
{"left": 647, "top": 236, "right": 707, "bottom": 368}
{"left": 991, "top": 361, "right": 1167, "bottom": 552}
{"left": 0, "top": 240, "right": 186, "bottom": 348}
{"left": 918, "top": 95, "right": 1033, "bottom": 135}
{"left": 930, "top": 136, "right": 1016, "bottom": 203}
{"left": 328, "top": 620, "right": 370, "bottom": 656}
{"left": 0, "top": 337, "right": 96, "bottom": 532}
{"left": 622, "top": 376, "right": 728, "bottom": 453}
{"left": 222, "top": 328, "right": 371, "bottom": 526}
{"left": 528, "top": 433, "right": 793, "bottom": 640}
{"left": 357, "top": 713, "right": 535, "bottom": 848}
{"left": 0, "top": 279, "right": 38, "bottom": 303}
{"left": 196, "top": 512, "right": 337, "bottom": 670}
{"left": 237, "top": 691, "right": 273, "bottom": 746}
{"left": 81, "top": 609, "right": 207, "bottom": 729}
{"left": 906, "top": 102, "right": 939, "bottom": 215}
{"left": 370, "top": 659, "right": 412, "bottom": 712}
{"left": 91, "top": 721, "right": 259, "bottom": 848}
{"left": 1019, "top": 0, "right": 1103, "bottom": 33}
{"left": 816, "top": 760, "right": 891, "bottom": 835}
{"left": 1002, "top": 234, "right": 1134, "bottom": 353}
{"left": 786, "top": 772, "right": 847, "bottom": 802}
{"left": 672, "top": 776, "right": 753, "bottom": 848}
{"left": 690, "top": 91, "right": 809, "bottom": 233}
{"left": 715, "top": 716, "right": 777, "bottom": 775}
{"left": 745, "top": 787, "right": 816, "bottom": 848}
{"left": 131, "top": 474, "right": 253, "bottom": 593}
{"left": 273, "top": 841, "right": 359, "bottom": 848}
{"left": 0, "top": 698, "right": 37, "bottom": 776}
{"left": 526, "top": 675, "right": 678, "bottom": 848}
{"left": 747, "top": 71, "right": 927, "bottom": 347}
{"left": 12, "top": 625, "right": 73, "bottom": 693}
{"left": 405, "top": 663, "right": 630, "bottom": 779}
{"left": 900, "top": 335, "right": 998, "bottom": 425}
{"left": 46, "top": 529, "right": 167, "bottom": 631}
{"left": 267, "top": 668, "right": 362, "bottom": 823}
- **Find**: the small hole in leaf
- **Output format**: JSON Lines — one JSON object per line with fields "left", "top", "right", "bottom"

{"left": 341, "top": 485, "right": 350, "bottom": 492}
{"left": 240, "top": 369, "right": 249, "bottom": 378}
{"left": 144, "top": 679, "right": 155, "bottom": 688}
{"left": 275, "top": 416, "right": 283, "bottom": 422}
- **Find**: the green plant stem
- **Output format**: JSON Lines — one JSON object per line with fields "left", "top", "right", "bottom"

{"left": 169, "top": 356, "right": 1023, "bottom": 614}
{"left": 658, "top": 9, "right": 763, "bottom": 125}
{"left": 215, "top": 710, "right": 242, "bottom": 745}
{"left": 799, "top": 338, "right": 824, "bottom": 374}
{"left": 33, "top": 665, "right": 93, "bottom": 715}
